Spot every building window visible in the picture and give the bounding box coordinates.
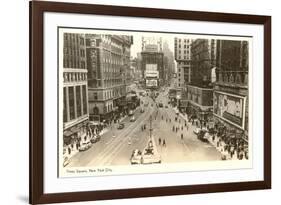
[80,37,84,45]
[63,87,67,122]
[68,87,75,120]
[80,49,85,57]
[81,61,85,69]
[76,86,82,117]
[94,92,98,100]
[82,85,87,115]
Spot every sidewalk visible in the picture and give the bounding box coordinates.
[65,115,129,165]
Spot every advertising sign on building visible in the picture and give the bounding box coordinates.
[213,91,246,130]
[145,70,159,78]
[146,79,158,87]
[144,44,158,52]
[145,64,157,71]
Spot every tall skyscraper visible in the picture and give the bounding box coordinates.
[63,33,89,147]
[86,34,133,122]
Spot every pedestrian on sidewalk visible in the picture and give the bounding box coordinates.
[162,139,166,147]
[158,137,162,145]
[181,126,183,130]
[181,133,183,140]
[172,125,175,132]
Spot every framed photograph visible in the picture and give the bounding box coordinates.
[30,1,271,204]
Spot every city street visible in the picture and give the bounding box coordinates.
[68,88,221,167]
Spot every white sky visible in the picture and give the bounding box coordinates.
[130,34,175,58]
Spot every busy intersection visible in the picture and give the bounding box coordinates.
[67,86,221,167]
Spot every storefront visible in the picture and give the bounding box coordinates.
[63,120,88,155]
[187,101,213,124]
[179,99,189,113]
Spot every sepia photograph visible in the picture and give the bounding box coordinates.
[29,2,271,203]
[59,28,251,177]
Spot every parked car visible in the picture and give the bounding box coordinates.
[117,122,125,129]
[158,102,163,108]
[140,108,145,113]
[141,147,161,164]
[193,127,201,135]
[130,116,136,122]
[197,130,209,143]
[90,134,101,143]
[130,149,142,164]
[79,141,92,151]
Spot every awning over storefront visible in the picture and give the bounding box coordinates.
[188,100,212,112]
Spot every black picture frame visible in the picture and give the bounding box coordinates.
[30,1,271,204]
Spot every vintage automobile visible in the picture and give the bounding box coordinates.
[130,149,142,164]
[140,108,145,113]
[197,130,209,143]
[79,141,92,151]
[90,134,101,144]
[193,127,201,135]
[141,147,161,164]
[130,116,136,122]
[117,122,125,129]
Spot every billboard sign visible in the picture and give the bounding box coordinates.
[144,44,158,52]
[145,64,157,71]
[146,79,158,87]
[145,70,159,78]
[213,91,246,130]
